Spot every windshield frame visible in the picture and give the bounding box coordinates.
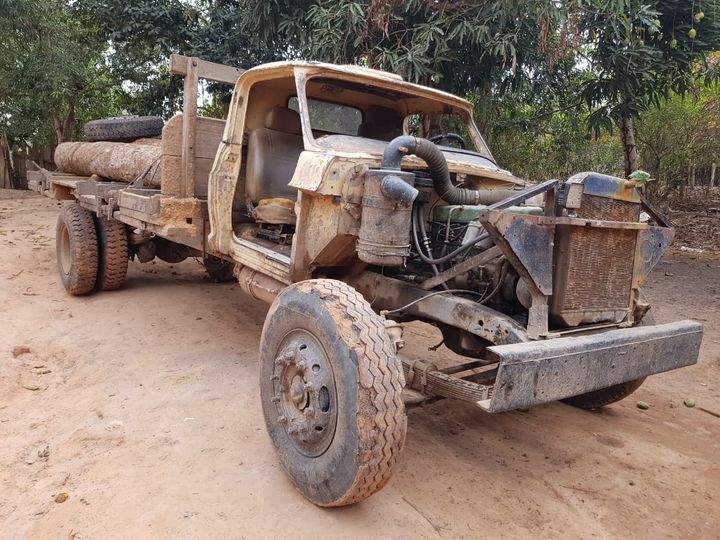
[292,68,495,162]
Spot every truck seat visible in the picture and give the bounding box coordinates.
[245,107,304,204]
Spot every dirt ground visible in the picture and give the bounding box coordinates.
[1,189,719,540]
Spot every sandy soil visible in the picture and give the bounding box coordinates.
[1,189,719,539]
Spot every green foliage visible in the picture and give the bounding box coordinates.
[635,85,720,196]
[481,95,624,181]
[0,0,120,145]
[241,0,570,93]
[575,0,720,136]
[73,0,206,117]
[3,0,720,196]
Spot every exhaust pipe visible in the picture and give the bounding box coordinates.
[234,265,285,304]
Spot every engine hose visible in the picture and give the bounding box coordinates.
[411,204,490,265]
[382,136,481,205]
[477,259,507,305]
[411,207,449,289]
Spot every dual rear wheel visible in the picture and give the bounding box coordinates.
[56,203,129,295]
[56,203,235,290]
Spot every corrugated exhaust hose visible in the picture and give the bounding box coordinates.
[381,136,482,205]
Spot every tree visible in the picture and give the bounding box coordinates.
[240,0,570,94]
[574,0,720,176]
[636,85,720,197]
[0,0,117,146]
[72,0,207,118]
[73,0,283,117]
[479,74,623,181]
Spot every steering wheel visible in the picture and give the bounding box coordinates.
[429,132,466,149]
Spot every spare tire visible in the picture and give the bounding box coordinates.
[84,116,163,142]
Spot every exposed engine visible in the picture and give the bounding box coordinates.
[359,135,664,338]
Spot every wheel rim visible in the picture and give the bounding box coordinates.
[59,223,72,275]
[272,330,338,457]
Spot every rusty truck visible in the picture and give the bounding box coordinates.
[29,55,703,507]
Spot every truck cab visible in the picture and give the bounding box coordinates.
[206,60,523,284]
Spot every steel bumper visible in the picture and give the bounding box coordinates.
[478,320,703,412]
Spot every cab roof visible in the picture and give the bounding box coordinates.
[242,60,473,112]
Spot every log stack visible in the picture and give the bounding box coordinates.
[54,139,162,188]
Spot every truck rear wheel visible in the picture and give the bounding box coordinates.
[94,216,129,291]
[56,203,98,295]
[259,279,407,506]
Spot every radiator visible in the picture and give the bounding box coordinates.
[550,194,641,327]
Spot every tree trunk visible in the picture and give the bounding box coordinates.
[420,112,443,139]
[619,115,639,177]
[689,162,696,189]
[54,140,162,187]
[61,101,76,143]
[51,113,64,145]
[711,162,716,188]
[50,102,76,144]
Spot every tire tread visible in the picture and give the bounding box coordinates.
[84,116,163,142]
[293,279,407,506]
[56,204,98,295]
[562,378,646,409]
[95,216,129,291]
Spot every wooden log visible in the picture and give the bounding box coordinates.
[54,140,162,187]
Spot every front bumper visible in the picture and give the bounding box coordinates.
[479,320,703,412]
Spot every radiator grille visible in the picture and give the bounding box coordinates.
[559,227,636,311]
[551,194,640,326]
[576,194,641,221]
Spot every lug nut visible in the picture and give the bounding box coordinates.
[275,349,297,365]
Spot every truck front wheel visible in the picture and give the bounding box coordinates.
[259,279,407,506]
[56,203,98,295]
[561,378,646,410]
[562,314,653,409]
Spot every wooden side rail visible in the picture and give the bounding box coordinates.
[168,54,246,198]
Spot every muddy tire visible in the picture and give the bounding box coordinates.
[259,279,407,506]
[562,314,654,410]
[84,116,163,142]
[56,203,98,295]
[204,256,235,282]
[94,216,129,291]
[561,378,646,410]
